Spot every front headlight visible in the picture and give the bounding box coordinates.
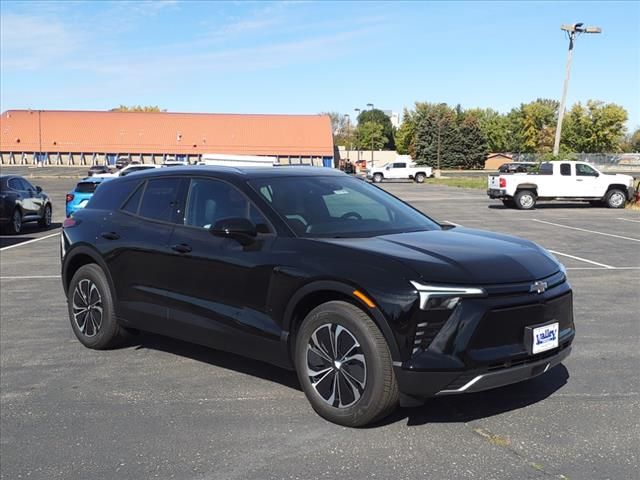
[410,281,487,310]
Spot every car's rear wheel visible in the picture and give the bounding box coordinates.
[6,208,22,234]
[372,173,383,183]
[294,301,399,427]
[38,204,52,228]
[68,264,125,349]
[604,189,626,209]
[514,190,536,210]
[414,173,426,183]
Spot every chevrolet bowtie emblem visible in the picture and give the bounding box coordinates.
[530,280,548,294]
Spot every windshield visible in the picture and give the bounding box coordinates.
[249,175,441,238]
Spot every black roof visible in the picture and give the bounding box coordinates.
[134,165,345,180]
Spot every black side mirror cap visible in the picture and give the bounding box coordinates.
[36,186,43,193]
[210,217,257,245]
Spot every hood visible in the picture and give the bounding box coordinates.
[319,227,560,285]
[608,173,634,186]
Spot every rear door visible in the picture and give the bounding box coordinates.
[97,176,184,333]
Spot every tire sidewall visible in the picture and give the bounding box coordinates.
[10,209,22,234]
[606,189,626,209]
[373,174,382,183]
[415,173,425,183]
[68,264,118,349]
[515,190,536,210]
[294,302,390,426]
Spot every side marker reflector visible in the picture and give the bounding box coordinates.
[353,290,376,308]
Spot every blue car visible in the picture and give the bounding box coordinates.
[65,177,112,217]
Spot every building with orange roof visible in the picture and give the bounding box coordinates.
[0,110,335,167]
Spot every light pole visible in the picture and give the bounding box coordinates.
[354,108,361,165]
[344,113,350,168]
[552,23,601,156]
[367,103,374,167]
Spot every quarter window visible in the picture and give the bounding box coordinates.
[121,183,144,214]
[7,178,22,190]
[138,178,180,222]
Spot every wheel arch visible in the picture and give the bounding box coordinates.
[63,245,116,301]
[514,183,538,194]
[283,280,401,363]
[605,184,631,199]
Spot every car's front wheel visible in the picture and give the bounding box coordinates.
[414,173,426,183]
[294,301,399,427]
[372,173,383,183]
[604,189,626,209]
[68,264,125,349]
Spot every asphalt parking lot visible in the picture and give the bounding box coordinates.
[1,174,639,480]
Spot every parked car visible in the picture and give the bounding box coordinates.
[61,167,574,426]
[497,162,537,173]
[488,161,636,209]
[366,160,433,183]
[93,163,159,179]
[66,177,113,218]
[87,165,112,177]
[0,175,52,234]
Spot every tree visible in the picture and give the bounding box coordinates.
[465,108,510,153]
[356,121,387,151]
[320,111,355,148]
[414,109,463,169]
[621,128,640,153]
[395,108,417,156]
[519,99,559,153]
[357,109,395,150]
[110,105,166,112]
[562,100,628,153]
[457,116,489,169]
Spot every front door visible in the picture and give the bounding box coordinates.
[573,163,600,197]
[164,177,282,357]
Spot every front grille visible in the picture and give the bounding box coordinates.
[469,292,573,350]
[486,341,571,371]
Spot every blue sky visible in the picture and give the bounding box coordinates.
[1,0,638,128]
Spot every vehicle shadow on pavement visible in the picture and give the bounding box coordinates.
[373,365,570,428]
[488,204,594,210]
[131,333,302,391]
[0,223,61,248]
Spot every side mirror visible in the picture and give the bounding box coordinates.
[210,217,257,245]
[35,186,42,193]
[385,166,391,170]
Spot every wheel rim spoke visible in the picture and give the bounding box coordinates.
[306,322,367,409]
[72,279,102,338]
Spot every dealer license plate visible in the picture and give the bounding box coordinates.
[532,322,559,354]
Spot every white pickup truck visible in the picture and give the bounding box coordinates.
[366,161,433,183]
[488,161,635,209]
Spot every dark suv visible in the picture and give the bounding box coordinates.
[61,167,574,426]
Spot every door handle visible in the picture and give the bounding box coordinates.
[100,231,120,240]
[171,243,192,253]
[576,179,584,182]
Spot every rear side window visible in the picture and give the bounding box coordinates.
[88,179,140,211]
[75,182,99,193]
[539,163,553,175]
[560,163,571,176]
[7,178,22,190]
[138,178,180,222]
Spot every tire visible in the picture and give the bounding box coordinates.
[6,208,22,234]
[372,173,383,183]
[514,190,536,210]
[294,301,399,427]
[414,173,426,183]
[38,204,52,228]
[502,199,516,208]
[604,189,626,209]
[67,264,125,349]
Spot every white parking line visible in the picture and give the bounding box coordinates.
[548,249,614,269]
[617,217,640,224]
[0,231,60,251]
[566,267,640,271]
[0,275,61,280]
[532,219,640,243]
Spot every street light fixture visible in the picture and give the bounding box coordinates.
[552,22,602,156]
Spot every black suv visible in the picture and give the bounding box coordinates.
[0,175,53,234]
[61,167,574,426]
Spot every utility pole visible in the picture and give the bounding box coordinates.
[367,103,374,168]
[345,113,350,168]
[354,108,361,165]
[553,23,601,156]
